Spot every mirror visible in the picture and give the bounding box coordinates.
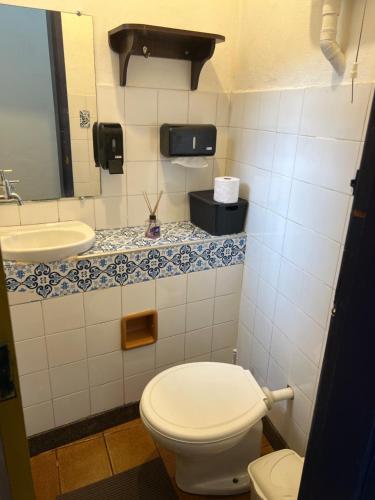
[0,5,100,201]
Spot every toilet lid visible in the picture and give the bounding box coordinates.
[248,449,304,500]
[140,362,268,443]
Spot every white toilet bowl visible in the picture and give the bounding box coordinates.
[140,362,293,496]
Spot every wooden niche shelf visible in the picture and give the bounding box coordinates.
[108,24,225,90]
[121,310,158,350]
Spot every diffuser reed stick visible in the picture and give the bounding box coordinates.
[144,191,163,239]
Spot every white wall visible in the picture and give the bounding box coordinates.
[234,0,375,91]
[0,0,233,229]
[229,0,375,455]
[11,265,242,436]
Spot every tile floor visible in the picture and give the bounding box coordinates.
[31,418,274,499]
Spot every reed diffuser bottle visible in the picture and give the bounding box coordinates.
[144,191,163,239]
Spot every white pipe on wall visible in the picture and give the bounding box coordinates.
[320,0,346,75]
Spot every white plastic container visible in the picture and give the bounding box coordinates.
[248,449,304,500]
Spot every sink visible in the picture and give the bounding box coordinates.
[0,221,95,262]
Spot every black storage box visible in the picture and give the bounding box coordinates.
[189,190,248,236]
[160,124,216,157]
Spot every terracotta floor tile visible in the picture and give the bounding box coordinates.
[58,432,103,449]
[105,419,158,473]
[31,450,60,500]
[57,436,112,493]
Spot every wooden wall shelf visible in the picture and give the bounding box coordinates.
[121,310,158,350]
[108,24,225,90]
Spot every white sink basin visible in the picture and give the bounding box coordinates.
[0,221,95,263]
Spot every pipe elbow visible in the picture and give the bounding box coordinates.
[320,38,346,75]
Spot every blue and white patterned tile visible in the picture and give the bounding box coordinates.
[4,223,246,299]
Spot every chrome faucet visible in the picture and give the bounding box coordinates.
[0,170,23,205]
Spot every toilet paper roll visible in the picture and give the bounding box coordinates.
[214,176,240,203]
[171,157,208,168]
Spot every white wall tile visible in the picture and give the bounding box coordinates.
[214,293,240,324]
[15,337,48,376]
[58,198,95,228]
[90,379,124,414]
[290,347,318,401]
[100,170,126,197]
[20,370,51,408]
[216,93,230,126]
[88,350,123,386]
[94,197,126,230]
[187,268,216,302]
[185,326,213,358]
[288,180,349,242]
[294,137,359,194]
[124,370,155,404]
[186,298,214,331]
[243,92,260,129]
[156,334,185,367]
[126,126,158,161]
[253,308,273,350]
[260,245,281,288]
[157,193,187,223]
[96,84,124,122]
[122,280,155,315]
[263,210,286,253]
[258,91,280,131]
[212,321,237,350]
[186,162,214,192]
[127,161,157,195]
[239,294,256,332]
[43,294,84,334]
[211,347,233,364]
[250,336,269,382]
[257,279,276,320]
[216,127,229,158]
[277,89,304,134]
[229,93,245,128]
[237,323,252,369]
[124,344,155,377]
[290,386,312,434]
[158,161,186,192]
[188,92,217,124]
[53,390,90,427]
[253,131,276,170]
[267,174,292,217]
[46,328,86,368]
[300,84,371,141]
[270,327,292,374]
[19,201,58,225]
[158,90,188,124]
[50,360,89,398]
[10,302,44,341]
[23,401,54,436]
[125,87,157,125]
[84,287,121,326]
[158,304,186,339]
[0,205,20,226]
[127,194,156,226]
[272,133,298,177]
[283,221,341,286]
[86,320,121,357]
[156,274,187,309]
[215,264,243,296]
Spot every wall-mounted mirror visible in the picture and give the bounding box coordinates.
[0,5,100,201]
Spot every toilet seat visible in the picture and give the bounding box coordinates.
[140,362,268,444]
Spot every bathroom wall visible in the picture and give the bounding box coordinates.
[10,264,242,435]
[230,0,375,455]
[234,0,375,90]
[0,0,236,228]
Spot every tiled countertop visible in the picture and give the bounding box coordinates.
[83,222,232,257]
[4,222,246,299]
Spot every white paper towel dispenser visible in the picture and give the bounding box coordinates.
[160,124,216,157]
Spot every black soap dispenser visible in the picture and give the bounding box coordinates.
[93,122,124,174]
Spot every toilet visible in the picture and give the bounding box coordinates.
[140,362,294,496]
